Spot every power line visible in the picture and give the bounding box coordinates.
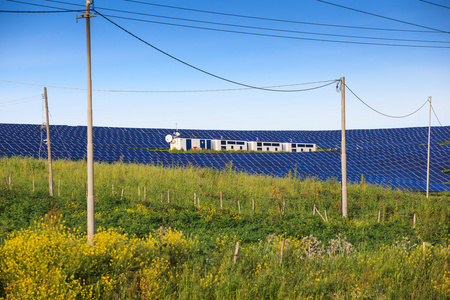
[9,0,450,47]
[102,13,450,48]
[0,79,339,93]
[95,10,339,92]
[123,0,440,33]
[316,0,450,34]
[49,112,72,158]
[0,9,83,13]
[420,0,450,10]
[344,83,429,118]
[42,1,450,44]
[0,95,41,106]
[43,0,450,45]
[1,79,86,91]
[5,0,81,11]
[102,13,450,45]
[430,104,444,126]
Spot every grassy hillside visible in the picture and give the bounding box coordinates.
[0,156,449,299]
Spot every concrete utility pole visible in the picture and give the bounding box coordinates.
[44,87,53,196]
[426,96,431,198]
[341,77,348,217]
[78,0,95,244]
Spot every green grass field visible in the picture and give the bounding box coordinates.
[0,156,449,299]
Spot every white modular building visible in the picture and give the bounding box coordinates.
[212,139,248,151]
[166,134,316,152]
[167,137,212,150]
[248,141,283,152]
[282,142,317,152]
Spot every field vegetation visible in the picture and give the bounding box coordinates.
[0,156,449,299]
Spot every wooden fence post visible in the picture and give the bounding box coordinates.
[32,174,35,192]
[313,204,316,215]
[314,206,327,222]
[9,173,11,186]
[233,242,240,265]
[413,213,416,228]
[138,186,141,201]
[252,198,255,211]
[378,210,381,223]
[325,209,328,222]
[121,188,124,200]
[144,186,147,202]
[112,183,114,195]
[194,192,197,206]
[220,191,223,210]
[280,239,285,265]
[282,201,286,214]
[238,200,241,214]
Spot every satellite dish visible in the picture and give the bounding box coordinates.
[174,131,181,137]
[165,134,173,143]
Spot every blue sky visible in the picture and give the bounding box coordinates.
[1,0,449,130]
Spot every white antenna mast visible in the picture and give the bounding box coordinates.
[174,123,180,137]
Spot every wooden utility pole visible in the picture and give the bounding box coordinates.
[341,77,348,217]
[44,87,53,196]
[77,0,95,244]
[426,96,431,198]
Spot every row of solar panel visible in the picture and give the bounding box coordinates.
[1,124,449,191]
[2,124,448,146]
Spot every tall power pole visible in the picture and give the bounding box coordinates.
[341,77,348,217]
[426,96,431,198]
[44,87,53,196]
[78,0,95,243]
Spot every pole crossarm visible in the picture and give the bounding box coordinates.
[76,12,94,19]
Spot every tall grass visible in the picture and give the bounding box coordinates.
[0,156,449,299]
[1,156,447,223]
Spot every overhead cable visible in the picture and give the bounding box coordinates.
[103,14,450,46]
[49,112,72,158]
[1,79,87,91]
[344,83,429,118]
[431,104,444,127]
[316,0,450,34]
[123,0,439,33]
[42,1,450,44]
[0,79,339,93]
[5,0,79,11]
[10,0,450,47]
[0,95,41,106]
[419,0,450,10]
[95,10,339,92]
[103,13,450,48]
[0,9,83,13]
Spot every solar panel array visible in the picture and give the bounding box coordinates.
[1,123,449,191]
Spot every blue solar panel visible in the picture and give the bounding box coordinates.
[0,123,449,191]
